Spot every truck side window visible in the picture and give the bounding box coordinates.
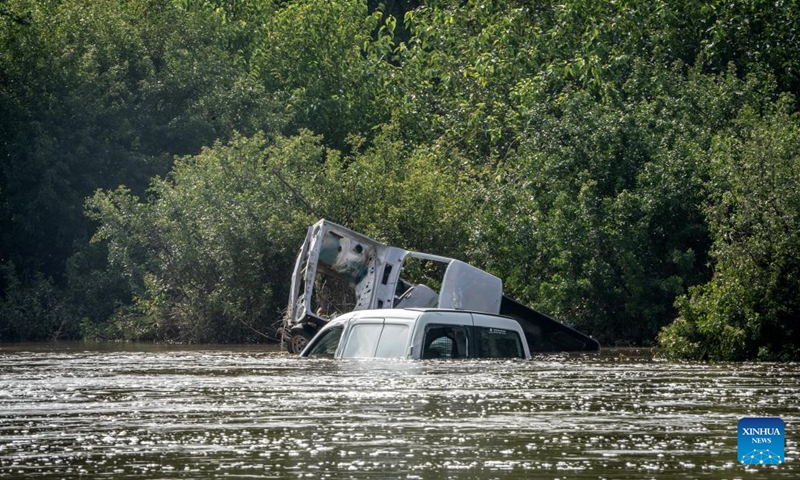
[306,327,343,357]
[374,324,410,358]
[422,325,468,359]
[342,324,384,358]
[474,327,523,358]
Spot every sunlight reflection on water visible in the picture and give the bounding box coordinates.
[0,343,798,478]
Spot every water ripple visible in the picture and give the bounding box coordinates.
[0,344,797,478]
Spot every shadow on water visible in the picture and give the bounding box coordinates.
[0,343,797,478]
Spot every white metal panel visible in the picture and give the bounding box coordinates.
[439,260,502,314]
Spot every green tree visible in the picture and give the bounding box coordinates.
[467,64,782,345]
[85,133,322,342]
[253,0,394,151]
[4,0,800,350]
[1,0,287,339]
[659,97,800,360]
[0,0,287,278]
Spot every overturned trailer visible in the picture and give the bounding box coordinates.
[283,219,600,355]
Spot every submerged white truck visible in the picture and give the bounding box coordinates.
[283,219,599,355]
[300,308,532,359]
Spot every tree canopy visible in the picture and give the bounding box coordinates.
[2,0,799,359]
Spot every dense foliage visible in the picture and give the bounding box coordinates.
[658,98,800,360]
[2,0,799,358]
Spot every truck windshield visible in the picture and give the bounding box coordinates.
[342,323,410,359]
[306,327,343,357]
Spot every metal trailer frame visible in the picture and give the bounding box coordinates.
[284,219,599,354]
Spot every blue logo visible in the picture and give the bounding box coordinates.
[738,417,784,465]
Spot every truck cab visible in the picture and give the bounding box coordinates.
[300,308,531,360]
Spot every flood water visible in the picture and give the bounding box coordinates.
[0,343,797,479]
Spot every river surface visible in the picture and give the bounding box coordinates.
[0,343,797,479]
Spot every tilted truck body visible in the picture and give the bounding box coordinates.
[283,219,599,354]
